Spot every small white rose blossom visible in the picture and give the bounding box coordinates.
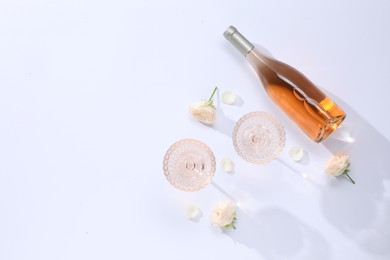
[325,151,355,184]
[189,101,216,124]
[189,87,217,125]
[289,146,304,162]
[186,203,201,220]
[326,152,349,176]
[211,200,237,229]
[220,157,234,173]
[221,91,236,105]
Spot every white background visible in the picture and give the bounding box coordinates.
[1,0,390,259]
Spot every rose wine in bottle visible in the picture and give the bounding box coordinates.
[223,26,346,142]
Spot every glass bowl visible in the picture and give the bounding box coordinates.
[232,111,286,164]
[163,139,216,191]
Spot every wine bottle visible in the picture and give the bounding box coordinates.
[223,26,346,143]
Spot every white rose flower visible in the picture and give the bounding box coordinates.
[211,200,237,229]
[221,91,236,105]
[189,101,216,124]
[325,151,355,184]
[189,87,217,125]
[220,157,234,173]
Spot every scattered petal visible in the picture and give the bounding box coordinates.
[186,203,201,220]
[289,146,304,162]
[220,157,234,173]
[222,91,236,105]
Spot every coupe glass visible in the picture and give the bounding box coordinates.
[232,111,286,164]
[163,139,216,192]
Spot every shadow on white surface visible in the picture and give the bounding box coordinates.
[211,181,237,201]
[296,150,310,166]
[321,95,390,255]
[226,207,329,260]
[232,95,245,107]
[276,158,310,179]
[209,107,236,138]
[210,182,328,259]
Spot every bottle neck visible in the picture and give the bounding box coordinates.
[223,26,254,57]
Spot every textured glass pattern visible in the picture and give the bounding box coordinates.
[163,139,216,192]
[233,112,286,164]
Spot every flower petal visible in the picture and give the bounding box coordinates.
[222,91,236,105]
[289,146,304,162]
[186,203,201,220]
[220,157,234,173]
